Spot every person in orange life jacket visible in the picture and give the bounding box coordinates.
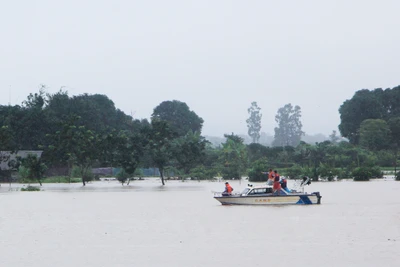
[267,168,275,185]
[222,182,233,195]
[273,170,281,194]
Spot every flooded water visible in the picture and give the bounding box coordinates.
[1,179,399,267]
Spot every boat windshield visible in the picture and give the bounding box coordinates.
[241,188,251,195]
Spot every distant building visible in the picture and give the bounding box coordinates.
[0,150,43,171]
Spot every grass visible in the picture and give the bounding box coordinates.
[42,176,82,183]
[21,185,41,191]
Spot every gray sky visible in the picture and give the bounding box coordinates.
[1,0,399,137]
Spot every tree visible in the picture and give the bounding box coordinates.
[272,103,304,147]
[19,154,47,186]
[359,119,391,151]
[339,86,400,144]
[113,122,149,185]
[387,117,400,173]
[148,119,177,185]
[152,100,204,136]
[172,131,208,176]
[246,102,262,143]
[72,127,100,186]
[47,118,99,186]
[219,133,248,180]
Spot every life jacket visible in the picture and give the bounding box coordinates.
[274,173,280,182]
[273,181,281,191]
[226,184,233,193]
[280,178,287,188]
[268,171,275,180]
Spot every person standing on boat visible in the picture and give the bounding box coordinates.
[273,170,281,194]
[267,169,275,185]
[222,182,233,196]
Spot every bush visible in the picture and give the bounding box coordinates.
[71,166,81,178]
[248,158,269,182]
[352,167,372,181]
[318,163,339,181]
[116,169,130,184]
[21,185,41,191]
[395,172,400,181]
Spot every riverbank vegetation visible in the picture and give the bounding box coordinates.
[1,85,400,185]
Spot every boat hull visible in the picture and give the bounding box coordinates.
[214,193,321,205]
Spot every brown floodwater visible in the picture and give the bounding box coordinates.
[0,179,399,267]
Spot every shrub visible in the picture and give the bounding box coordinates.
[318,163,339,181]
[116,169,130,184]
[248,158,269,182]
[352,167,372,181]
[21,185,41,191]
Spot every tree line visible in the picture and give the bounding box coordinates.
[1,85,400,185]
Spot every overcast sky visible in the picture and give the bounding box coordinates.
[1,0,399,137]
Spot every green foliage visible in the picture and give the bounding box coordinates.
[172,131,208,175]
[21,185,41,191]
[339,86,400,144]
[152,100,204,136]
[286,164,303,179]
[317,163,338,181]
[248,158,269,182]
[148,119,177,185]
[273,103,304,147]
[246,102,262,143]
[42,176,81,183]
[17,166,29,181]
[220,134,248,179]
[116,169,130,184]
[70,166,81,178]
[19,154,47,186]
[189,165,218,180]
[359,119,391,151]
[352,167,374,181]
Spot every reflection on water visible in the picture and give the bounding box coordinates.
[1,179,399,267]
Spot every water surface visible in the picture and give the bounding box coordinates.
[1,179,399,267]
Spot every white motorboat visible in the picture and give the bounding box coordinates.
[213,177,322,205]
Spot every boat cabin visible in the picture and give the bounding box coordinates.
[241,186,274,196]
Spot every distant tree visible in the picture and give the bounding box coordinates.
[272,104,304,147]
[152,100,204,136]
[246,102,262,143]
[0,125,13,151]
[172,131,208,176]
[359,119,391,151]
[219,133,248,180]
[329,130,341,144]
[387,117,400,173]
[148,119,177,185]
[19,154,47,186]
[339,86,400,144]
[113,126,149,185]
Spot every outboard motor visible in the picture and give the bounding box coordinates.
[301,176,311,186]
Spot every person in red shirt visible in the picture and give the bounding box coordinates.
[273,170,281,194]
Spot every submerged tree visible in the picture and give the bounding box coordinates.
[19,154,47,186]
[272,104,304,147]
[246,101,262,143]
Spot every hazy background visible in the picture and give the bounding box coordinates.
[1,0,399,137]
